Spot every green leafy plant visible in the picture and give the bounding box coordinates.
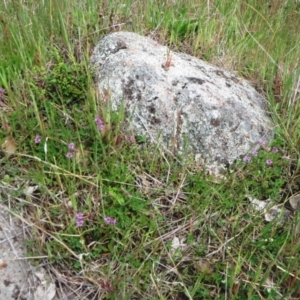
[235,139,289,200]
[29,50,88,107]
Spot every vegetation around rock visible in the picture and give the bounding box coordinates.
[0,1,300,299]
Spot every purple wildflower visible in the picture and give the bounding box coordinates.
[75,213,84,227]
[66,152,73,158]
[243,156,251,162]
[76,213,84,219]
[259,139,265,145]
[68,142,76,151]
[95,117,104,131]
[272,147,278,153]
[252,150,258,156]
[104,217,117,226]
[266,159,273,165]
[76,220,84,227]
[66,143,77,158]
[34,135,41,144]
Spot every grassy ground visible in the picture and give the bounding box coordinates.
[1,0,300,299]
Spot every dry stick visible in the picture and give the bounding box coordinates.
[291,76,300,107]
[13,152,170,197]
[150,273,166,300]
[171,173,187,206]
[154,218,193,300]
[15,152,162,192]
[0,228,30,244]
[242,23,282,72]
[149,216,199,246]
[2,227,23,258]
[206,235,239,258]
[3,256,48,261]
[49,265,92,299]
[206,224,248,258]
[276,265,300,281]
[0,203,80,260]
[240,278,283,297]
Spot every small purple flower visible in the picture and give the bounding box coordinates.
[66,143,77,158]
[76,220,84,227]
[272,147,278,153]
[76,213,84,219]
[75,213,84,227]
[243,156,251,162]
[104,217,117,226]
[94,117,102,124]
[266,159,273,165]
[98,124,104,131]
[95,117,104,131]
[68,142,76,151]
[66,152,73,158]
[252,150,258,156]
[259,139,265,145]
[34,135,41,144]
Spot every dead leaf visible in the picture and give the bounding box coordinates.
[273,60,284,103]
[34,268,56,300]
[0,260,8,270]
[231,281,240,295]
[24,185,39,196]
[34,283,56,300]
[287,272,297,289]
[171,236,186,253]
[137,174,150,194]
[1,136,17,156]
[195,259,214,274]
[264,277,281,296]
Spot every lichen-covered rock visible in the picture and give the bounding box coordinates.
[90,31,273,173]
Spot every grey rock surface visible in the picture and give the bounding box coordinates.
[0,205,36,300]
[90,31,274,173]
[0,203,59,300]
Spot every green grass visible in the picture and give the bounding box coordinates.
[1,0,300,299]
